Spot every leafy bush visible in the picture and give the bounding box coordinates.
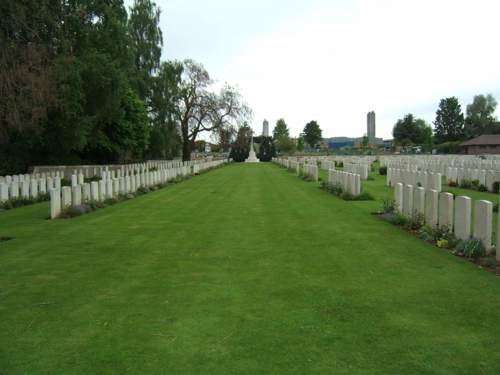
[418,226,434,242]
[493,182,500,194]
[387,213,408,226]
[460,179,472,189]
[404,213,425,231]
[382,198,395,213]
[379,166,387,175]
[481,258,496,267]
[448,181,458,187]
[257,136,276,162]
[336,161,343,168]
[478,184,488,192]
[453,238,486,260]
[59,205,92,219]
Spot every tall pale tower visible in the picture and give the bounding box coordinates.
[262,119,269,137]
[367,111,376,140]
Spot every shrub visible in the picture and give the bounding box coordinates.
[482,258,496,267]
[404,213,424,231]
[59,205,91,219]
[478,184,488,192]
[460,179,472,189]
[418,226,434,242]
[382,198,395,213]
[493,182,500,194]
[387,213,408,226]
[471,179,480,189]
[454,238,486,260]
[437,239,449,248]
[379,166,387,175]
[337,161,344,168]
[448,181,458,187]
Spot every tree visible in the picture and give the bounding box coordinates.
[275,135,296,154]
[176,59,251,161]
[393,114,432,146]
[257,136,275,161]
[464,94,498,138]
[128,0,163,105]
[433,97,465,144]
[303,120,322,148]
[297,134,305,151]
[229,123,252,162]
[273,118,289,139]
[149,61,183,159]
[361,135,369,148]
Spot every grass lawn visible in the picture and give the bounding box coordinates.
[1,163,500,374]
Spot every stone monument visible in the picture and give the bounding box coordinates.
[245,137,260,163]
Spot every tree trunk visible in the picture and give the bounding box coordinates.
[182,138,191,161]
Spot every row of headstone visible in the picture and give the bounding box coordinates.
[445,167,500,191]
[0,177,62,203]
[380,155,500,176]
[394,182,497,254]
[302,163,319,182]
[387,168,442,192]
[30,157,221,179]
[344,163,369,180]
[49,159,228,219]
[328,169,361,196]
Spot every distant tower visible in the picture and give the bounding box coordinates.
[262,119,269,137]
[367,111,376,140]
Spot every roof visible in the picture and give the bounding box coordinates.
[461,134,500,146]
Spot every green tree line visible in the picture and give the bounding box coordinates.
[0,0,250,175]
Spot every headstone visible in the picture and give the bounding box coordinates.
[82,183,91,203]
[61,186,72,208]
[403,185,414,218]
[395,183,403,213]
[91,181,99,201]
[71,185,82,207]
[454,196,471,240]
[474,200,493,253]
[413,187,425,217]
[0,183,8,202]
[438,192,454,231]
[49,188,61,219]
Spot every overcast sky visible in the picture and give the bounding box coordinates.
[131,0,500,139]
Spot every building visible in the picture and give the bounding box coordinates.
[262,119,269,137]
[460,134,500,154]
[367,111,376,140]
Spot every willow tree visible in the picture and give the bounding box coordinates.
[177,59,251,161]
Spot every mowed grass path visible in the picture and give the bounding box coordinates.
[1,163,500,374]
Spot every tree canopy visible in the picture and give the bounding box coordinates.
[433,97,464,144]
[273,119,289,139]
[0,0,251,174]
[393,114,432,147]
[464,94,498,138]
[303,121,322,148]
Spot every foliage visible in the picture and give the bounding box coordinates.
[404,213,425,231]
[229,124,252,162]
[464,94,498,138]
[297,134,305,151]
[176,60,251,161]
[393,114,432,147]
[275,135,296,154]
[273,119,289,139]
[381,198,395,213]
[379,166,387,175]
[454,238,486,260]
[0,194,50,211]
[434,141,462,154]
[493,182,500,194]
[303,121,322,148]
[433,97,465,143]
[257,136,275,162]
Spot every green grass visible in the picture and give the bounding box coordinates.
[1,163,500,374]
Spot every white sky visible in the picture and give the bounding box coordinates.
[131,0,500,139]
